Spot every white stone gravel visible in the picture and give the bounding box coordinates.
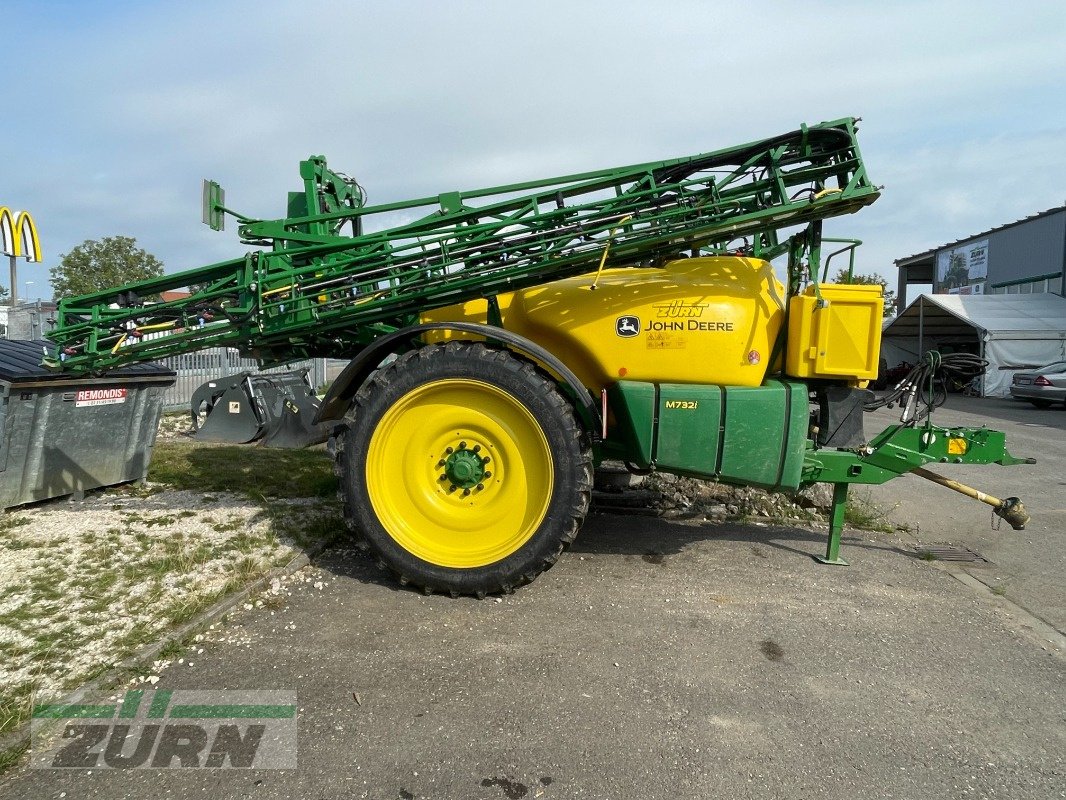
[0,484,334,712]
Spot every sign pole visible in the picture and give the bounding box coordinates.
[8,253,16,306]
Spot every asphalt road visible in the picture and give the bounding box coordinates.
[863,394,1066,632]
[5,510,1064,797]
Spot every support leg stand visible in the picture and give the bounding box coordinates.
[815,482,849,565]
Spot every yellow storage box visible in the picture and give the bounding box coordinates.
[785,283,883,380]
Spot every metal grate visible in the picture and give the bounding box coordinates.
[916,545,989,563]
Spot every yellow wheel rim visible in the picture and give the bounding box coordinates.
[365,379,554,568]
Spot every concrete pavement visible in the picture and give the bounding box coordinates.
[863,394,1066,633]
[4,510,1063,799]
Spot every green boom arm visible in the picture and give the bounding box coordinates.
[46,117,878,372]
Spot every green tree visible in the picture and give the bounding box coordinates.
[832,268,897,317]
[49,236,164,299]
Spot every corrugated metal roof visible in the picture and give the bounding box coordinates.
[894,205,1066,266]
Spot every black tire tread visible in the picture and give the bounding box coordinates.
[330,342,592,596]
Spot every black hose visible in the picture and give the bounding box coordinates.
[866,351,988,423]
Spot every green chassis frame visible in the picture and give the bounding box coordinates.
[802,423,1030,564]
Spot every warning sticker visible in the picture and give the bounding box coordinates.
[645,332,686,350]
[75,388,128,407]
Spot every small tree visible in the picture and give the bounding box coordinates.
[50,236,164,299]
[832,268,897,317]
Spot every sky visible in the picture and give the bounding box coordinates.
[3,0,1065,304]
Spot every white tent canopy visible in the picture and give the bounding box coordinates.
[881,294,1066,397]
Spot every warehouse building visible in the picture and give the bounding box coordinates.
[885,206,1066,397]
[894,205,1065,307]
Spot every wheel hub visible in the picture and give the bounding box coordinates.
[439,441,492,493]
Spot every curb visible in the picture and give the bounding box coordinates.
[945,568,1066,655]
[0,537,330,768]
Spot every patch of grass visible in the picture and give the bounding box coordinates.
[232,555,267,580]
[157,638,185,660]
[0,739,29,775]
[25,578,64,604]
[991,584,1008,596]
[1,601,36,626]
[844,493,894,533]
[0,678,48,737]
[149,440,337,499]
[267,503,346,551]
[0,515,31,534]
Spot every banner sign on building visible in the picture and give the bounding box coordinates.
[936,239,988,294]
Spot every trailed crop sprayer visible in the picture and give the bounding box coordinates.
[46,117,1032,595]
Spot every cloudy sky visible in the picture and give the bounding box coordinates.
[4,1,1064,302]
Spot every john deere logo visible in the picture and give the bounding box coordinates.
[615,316,640,337]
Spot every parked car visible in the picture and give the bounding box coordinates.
[1009,361,1066,408]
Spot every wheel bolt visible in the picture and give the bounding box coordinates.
[459,441,467,450]
[482,456,491,464]
[439,475,448,482]
[448,484,457,493]
[436,459,446,467]
[462,488,471,497]
[483,471,492,479]
[472,444,481,453]
[446,447,454,454]
[476,483,484,491]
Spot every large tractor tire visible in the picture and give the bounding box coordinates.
[333,342,593,596]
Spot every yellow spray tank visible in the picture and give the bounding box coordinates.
[423,256,789,393]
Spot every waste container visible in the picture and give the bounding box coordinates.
[0,340,176,510]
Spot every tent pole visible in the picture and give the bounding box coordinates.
[918,295,924,358]
[979,335,986,397]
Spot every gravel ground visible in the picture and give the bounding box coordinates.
[0,479,335,732]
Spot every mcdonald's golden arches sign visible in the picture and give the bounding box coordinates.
[0,208,42,261]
